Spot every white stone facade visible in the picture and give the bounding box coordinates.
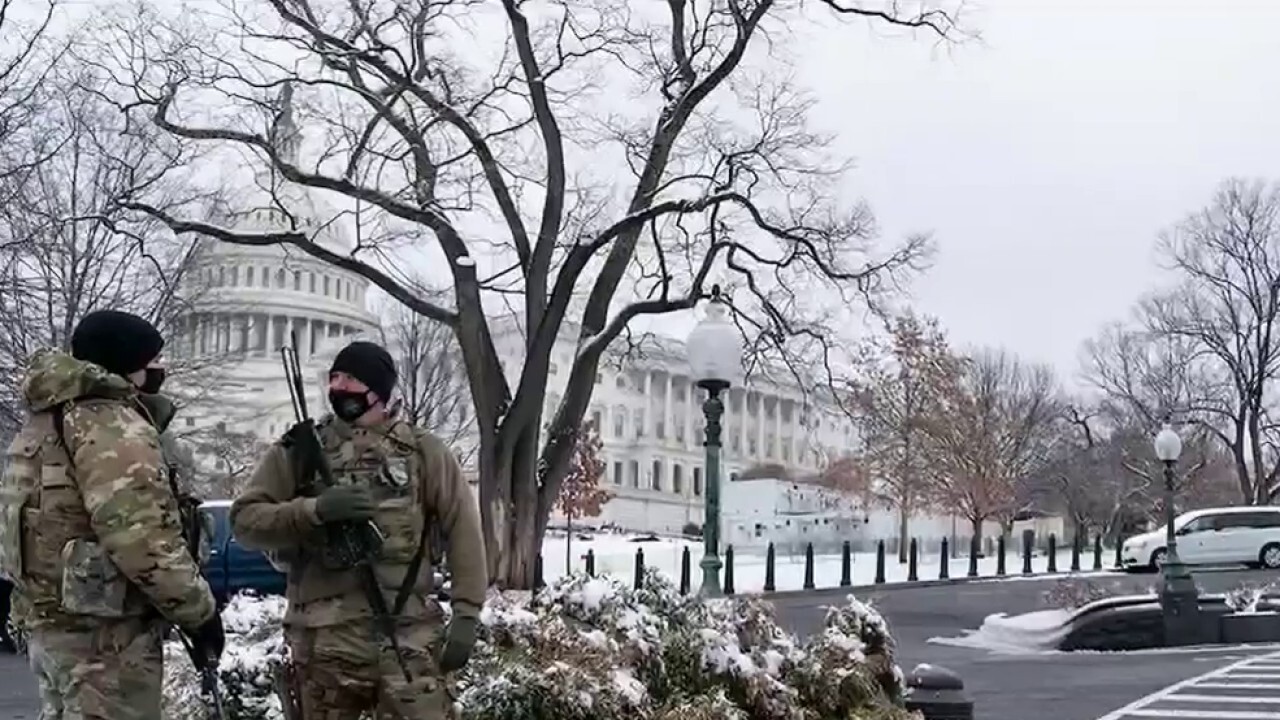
[503,320,862,536]
[168,237,381,442]
[719,476,867,556]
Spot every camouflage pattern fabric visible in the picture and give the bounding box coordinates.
[27,616,164,720]
[232,414,486,627]
[286,620,455,720]
[0,349,214,719]
[232,413,487,719]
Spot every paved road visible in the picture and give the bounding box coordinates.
[770,567,1280,720]
[0,653,34,720]
[1098,650,1280,719]
[1,567,1278,718]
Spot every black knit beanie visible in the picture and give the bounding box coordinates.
[330,341,397,402]
[71,310,165,377]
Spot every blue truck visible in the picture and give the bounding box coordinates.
[198,500,451,606]
[199,500,288,604]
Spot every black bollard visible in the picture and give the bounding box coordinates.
[1048,534,1058,573]
[997,535,1006,576]
[908,538,919,582]
[724,545,736,595]
[1071,533,1081,572]
[939,538,950,580]
[1093,534,1103,571]
[764,542,776,592]
[804,543,816,590]
[1113,535,1123,569]
[967,536,979,578]
[634,547,645,589]
[586,548,596,577]
[1022,533,1033,575]
[904,665,975,720]
[840,540,852,587]
[875,540,887,584]
[679,546,691,594]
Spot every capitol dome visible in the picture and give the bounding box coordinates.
[168,83,382,443]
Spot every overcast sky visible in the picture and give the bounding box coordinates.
[797,0,1280,390]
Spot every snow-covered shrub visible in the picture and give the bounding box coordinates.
[1040,577,1137,610]
[162,591,288,720]
[1226,581,1278,613]
[166,573,920,720]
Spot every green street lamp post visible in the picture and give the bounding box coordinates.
[687,286,742,598]
[1154,422,1201,645]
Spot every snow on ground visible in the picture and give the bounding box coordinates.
[542,531,1117,593]
[926,608,1074,654]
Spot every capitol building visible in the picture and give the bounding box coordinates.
[161,86,864,535]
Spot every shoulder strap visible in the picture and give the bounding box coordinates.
[50,402,75,470]
[48,393,124,470]
[392,426,437,617]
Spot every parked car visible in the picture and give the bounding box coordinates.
[199,500,288,605]
[198,500,451,605]
[1122,506,1280,572]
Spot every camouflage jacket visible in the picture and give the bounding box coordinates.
[0,350,215,631]
[230,414,487,628]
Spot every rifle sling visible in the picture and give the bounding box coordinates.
[286,428,431,619]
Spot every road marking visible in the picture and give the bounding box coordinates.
[1097,650,1280,720]
[1167,694,1280,703]
[1126,707,1280,712]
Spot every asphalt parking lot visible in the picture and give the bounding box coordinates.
[769,566,1280,720]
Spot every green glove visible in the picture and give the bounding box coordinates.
[315,486,376,523]
[438,615,478,673]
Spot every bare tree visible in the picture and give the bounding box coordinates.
[850,311,963,561]
[0,64,213,436]
[921,348,1061,545]
[380,297,476,464]
[0,0,60,189]
[99,0,965,587]
[1142,178,1280,505]
[1079,321,1236,534]
[184,423,270,498]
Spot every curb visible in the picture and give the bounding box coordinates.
[758,567,1125,600]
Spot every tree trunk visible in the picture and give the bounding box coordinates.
[897,505,910,563]
[969,516,983,556]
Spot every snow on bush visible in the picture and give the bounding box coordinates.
[163,570,920,720]
[162,591,289,720]
[1225,580,1279,613]
[1040,577,1152,610]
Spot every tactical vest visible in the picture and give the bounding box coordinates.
[0,400,166,620]
[282,419,437,608]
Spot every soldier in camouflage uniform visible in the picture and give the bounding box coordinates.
[231,340,487,720]
[0,310,225,720]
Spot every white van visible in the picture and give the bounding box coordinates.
[1122,506,1280,572]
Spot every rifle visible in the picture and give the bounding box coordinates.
[179,631,226,720]
[169,447,225,720]
[279,333,413,682]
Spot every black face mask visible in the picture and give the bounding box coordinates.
[329,390,371,422]
[140,367,166,395]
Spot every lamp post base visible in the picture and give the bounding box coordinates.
[1159,557,1201,646]
[699,554,723,598]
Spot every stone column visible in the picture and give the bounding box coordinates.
[755,392,765,460]
[663,373,673,443]
[643,370,652,438]
[684,379,694,451]
[774,396,783,461]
